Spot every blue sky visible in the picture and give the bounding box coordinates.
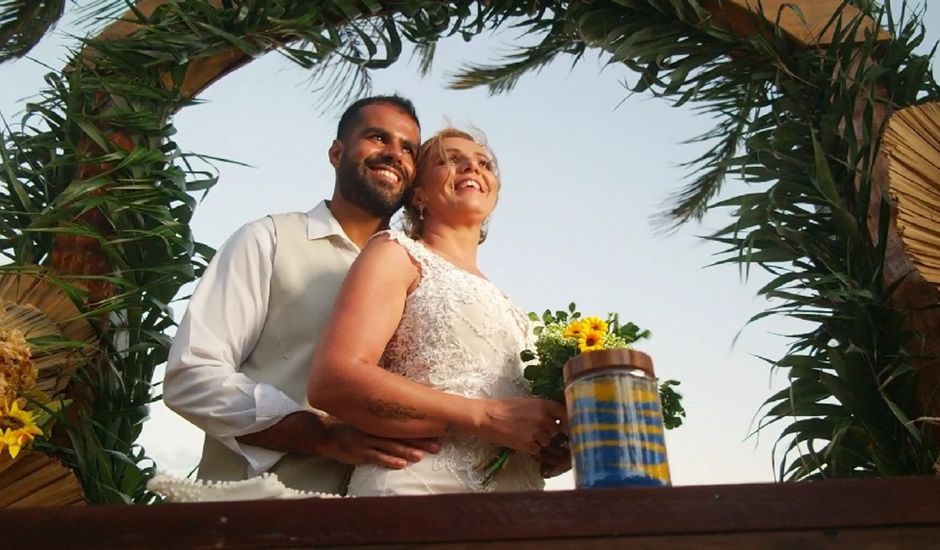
[2,2,937,489]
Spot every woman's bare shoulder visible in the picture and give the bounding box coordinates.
[355,232,419,275]
[362,231,408,257]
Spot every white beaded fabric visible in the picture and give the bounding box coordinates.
[147,472,343,502]
[346,231,544,495]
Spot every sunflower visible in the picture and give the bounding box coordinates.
[581,316,609,335]
[563,320,586,339]
[578,330,606,352]
[0,399,43,459]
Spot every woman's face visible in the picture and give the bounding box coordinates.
[414,136,500,227]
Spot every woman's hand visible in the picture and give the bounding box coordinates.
[537,436,572,478]
[474,397,568,455]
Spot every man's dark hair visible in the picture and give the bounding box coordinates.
[336,95,420,140]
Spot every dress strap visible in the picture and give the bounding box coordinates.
[381,230,441,272]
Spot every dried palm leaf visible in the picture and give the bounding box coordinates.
[0,302,71,396]
[882,102,940,290]
[0,451,85,507]
[0,271,95,343]
[0,271,96,397]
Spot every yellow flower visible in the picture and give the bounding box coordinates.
[0,399,43,459]
[582,316,609,335]
[578,330,606,352]
[563,320,586,339]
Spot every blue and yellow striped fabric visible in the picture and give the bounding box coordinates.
[565,372,671,488]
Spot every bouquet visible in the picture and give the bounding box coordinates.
[0,329,62,460]
[479,303,685,485]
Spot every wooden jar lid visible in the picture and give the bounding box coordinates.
[563,348,655,384]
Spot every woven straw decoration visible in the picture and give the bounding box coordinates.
[0,272,96,397]
[0,452,85,507]
[0,272,95,506]
[882,102,940,288]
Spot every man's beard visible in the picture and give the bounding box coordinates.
[336,155,407,218]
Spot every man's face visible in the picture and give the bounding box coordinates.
[330,103,420,218]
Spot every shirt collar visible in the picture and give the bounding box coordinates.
[306,200,359,251]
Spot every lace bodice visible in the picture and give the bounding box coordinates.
[380,231,532,398]
[347,231,544,495]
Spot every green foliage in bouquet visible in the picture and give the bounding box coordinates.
[522,303,686,429]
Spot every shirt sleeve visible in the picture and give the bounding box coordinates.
[163,217,305,476]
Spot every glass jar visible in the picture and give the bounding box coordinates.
[564,349,671,488]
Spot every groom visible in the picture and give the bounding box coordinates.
[164,95,438,493]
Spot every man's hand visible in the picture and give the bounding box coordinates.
[236,411,439,469]
[317,415,440,469]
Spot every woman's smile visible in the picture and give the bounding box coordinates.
[454,177,485,194]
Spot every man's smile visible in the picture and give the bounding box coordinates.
[368,162,403,185]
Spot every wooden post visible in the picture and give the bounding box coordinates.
[703,0,891,45]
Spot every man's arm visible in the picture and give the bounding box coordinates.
[164,218,303,474]
[237,411,439,469]
[164,218,435,474]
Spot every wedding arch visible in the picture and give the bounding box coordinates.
[0,0,938,504]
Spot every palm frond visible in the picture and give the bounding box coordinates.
[0,0,66,63]
[411,41,436,77]
[71,0,133,29]
[446,4,582,94]
[654,79,767,232]
[449,40,583,94]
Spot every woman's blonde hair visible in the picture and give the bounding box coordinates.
[402,127,499,243]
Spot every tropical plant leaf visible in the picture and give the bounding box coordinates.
[0,0,66,63]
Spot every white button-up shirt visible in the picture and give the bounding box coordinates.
[164,201,360,474]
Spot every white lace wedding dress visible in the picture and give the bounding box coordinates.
[346,231,544,496]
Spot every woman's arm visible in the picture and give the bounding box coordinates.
[308,236,565,455]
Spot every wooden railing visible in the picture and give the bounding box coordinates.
[4,476,939,548]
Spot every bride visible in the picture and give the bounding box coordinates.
[307,128,568,496]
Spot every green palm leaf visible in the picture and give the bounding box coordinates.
[0,0,133,63]
[0,0,66,63]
